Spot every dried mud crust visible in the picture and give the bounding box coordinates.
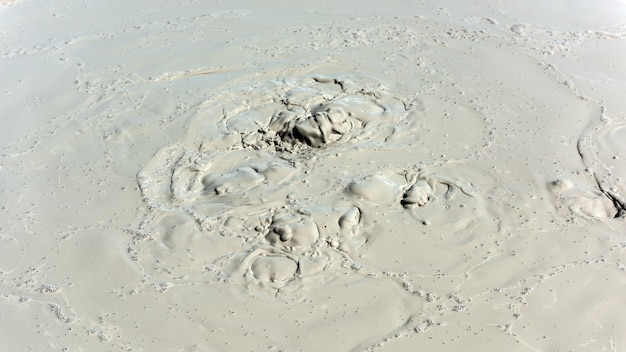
[136,74,485,293]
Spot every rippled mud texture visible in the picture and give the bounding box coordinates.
[133,50,626,350]
[138,71,619,345]
[3,1,626,351]
[402,178,435,209]
[271,100,357,148]
[228,76,414,153]
[137,76,447,293]
[135,75,491,350]
[549,178,620,218]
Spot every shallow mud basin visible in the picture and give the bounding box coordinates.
[1,0,626,351]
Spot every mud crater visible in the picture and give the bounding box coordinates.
[137,74,485,294]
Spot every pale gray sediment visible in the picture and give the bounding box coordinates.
[1,0,625,351]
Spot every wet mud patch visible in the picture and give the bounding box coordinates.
[511,262,626,351]
[548,112,626,221]
[144,275,426,351]
[230,75,415,153]
[5,2,626,351]
[549,178,620,219]
[135,74,491,306]
[403,174,486,228]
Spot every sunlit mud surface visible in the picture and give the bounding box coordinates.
[1,0,626,351]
